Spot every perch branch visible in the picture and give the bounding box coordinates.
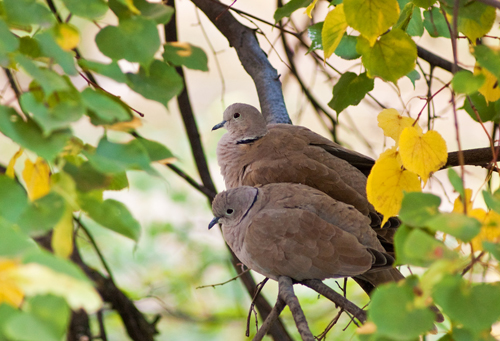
[190,0,290,124]
[300,279,367,323]
[166,164,217,199]
[279,276,315,341]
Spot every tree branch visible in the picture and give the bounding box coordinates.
[476,0,500,9]
[445,147,499,170]
[253,296,287,341]
[279,276,315,341]
[417,46,464,74]
[190,0,290,124]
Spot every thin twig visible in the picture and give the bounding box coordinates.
[246,278,269,336]
[3,68,21,99]
[96,309,108,341]
[196,269,250,289]
[252,297,287,341]
[166,164,217,200]
[462,251,486,276]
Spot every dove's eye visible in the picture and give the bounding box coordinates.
[226,208,234,215]
[233,113,240,119]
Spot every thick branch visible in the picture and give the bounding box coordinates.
[190,0,290,124]
[300,279,367,323]
[279,276,315,341]
[445,147,498,169]
[67,310,91,341]
[417,46,464,73]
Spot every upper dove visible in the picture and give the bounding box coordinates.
[213,103,386,226]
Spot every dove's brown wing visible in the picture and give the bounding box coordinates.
[240,208,383,281]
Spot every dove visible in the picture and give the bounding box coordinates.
[209,183,400,285]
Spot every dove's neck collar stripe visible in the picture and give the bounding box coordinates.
[239,189,259,224]
[236,136,262,145]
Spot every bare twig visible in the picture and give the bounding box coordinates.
[96,309,108,341]
[166,164,217,200]
[462,251,486,276]
[279,276,315,341]
[246,278,269,336]
[196,269,250,289]
[476,0,500,9]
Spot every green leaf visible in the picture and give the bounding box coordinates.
[19,37,42,59]
[307,22,323,53]
[0,175,29,225]
[78,60,127,83]
[127,60,183,108]
[133,0,174,24]
[426,213,481,242]
[0,18,19,67]
[0,224,37,257]
[81,88,131,123]
[95,16,160,67]
[448,168,465,200]
[34,29,77,75]
[423,7,450,38]
[369,280,435,340]
[407,6,424,37]
[0,304,22,340]
[62,0,108,19]
[457,1,495,42]
[80,196,140,241]
[0,106,72,161]
[483,190,500,214]
[26,295,70,339]
[4,311,61,341]
[394,224,413,265]
[403,229,457,267]
[23,250,88,281]
[274,0,313,21]
[395,3,414,32]
[335,34,361,60]
[473,45,500,81]
[84,138,156,175]
[412,0,436,8]
[463,92,500,123]
[18,193,66,236]
[20,91,85,135]
[163,42,208,71]
[434,275,500,334]
[63,160,128,192]
[406,69,421,88]
[4,0,54,27]
[357,29,417,84]
[483,241,500,262]
[15,54,70,96]
[399,192,440,227]
[452,70,486,94]
[344,0,400,46]
[327,72,374,114]
[135,136,175,162]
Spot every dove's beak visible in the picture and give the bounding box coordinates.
[212,120,226,131]
[208,217,220,230]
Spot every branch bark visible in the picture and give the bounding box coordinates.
[190,0,290,124]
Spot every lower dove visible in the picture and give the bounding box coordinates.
[209,183,400,286]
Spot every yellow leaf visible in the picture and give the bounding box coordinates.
[457,2,495,43]
[469,208,500,251]
[377,108,421,143]
[399,127,447,185]
[452,188,473,214]
[367,147,421,225]
[475,65,500,103]
[105,116,143,132]
[0,259,24,308]
[12,263,102,313]
[22,158,51,201]
[305,0,319,18]
[124,0,140,14]
[6,148,23,179]
[55,23,80,51]
[322,4,348,59]
[51,208,74,259]
[344,0,400,46]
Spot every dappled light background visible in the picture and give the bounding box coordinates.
[1,0,498,339]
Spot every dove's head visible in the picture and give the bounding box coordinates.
[212,103,268,143]
[209,186,259,229]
